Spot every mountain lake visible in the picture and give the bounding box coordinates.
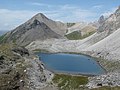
[37,53,105,75]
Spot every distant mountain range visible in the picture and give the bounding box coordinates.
[0,6,120,48]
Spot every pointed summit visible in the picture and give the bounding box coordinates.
[35,13,45,16]
[0,12,67,46]
[33,13,49,20]
[98,6,120,33]
[98,15,105,25]
[27,13,67,36]
[115,6,120,16]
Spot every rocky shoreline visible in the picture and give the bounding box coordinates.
[81,51,120,89]
[29,44,120,89]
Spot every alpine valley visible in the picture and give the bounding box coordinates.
[0,4,120,90]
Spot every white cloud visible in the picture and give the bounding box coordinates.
[0,4,100,30]
[0,9,40,30]
[60,4,78,10]
[42,4,97,22]
[92,5,103,9]
[29,2,53,8]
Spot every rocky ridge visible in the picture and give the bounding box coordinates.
[98,6,120,33]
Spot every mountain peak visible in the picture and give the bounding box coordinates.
[98,15,105,25]
[33,13,49,20]
[35,13,45,17]
[115,6,120,15]
[1,12,66,46]
[118,6,120,10]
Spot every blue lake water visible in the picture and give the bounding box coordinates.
[37,53,105,75]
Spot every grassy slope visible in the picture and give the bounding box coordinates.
[65,31,95,40]
[53,74,88,90]
[52,74,120,90]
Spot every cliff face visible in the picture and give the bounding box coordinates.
[98,6,120,33]
[0,44,53,90]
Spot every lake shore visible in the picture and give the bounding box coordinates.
[35,51,120,89]
[37,52,106,76]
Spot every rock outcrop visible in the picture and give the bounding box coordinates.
[98,6,120,33]
[0,44,53,90]
[98,15,105,25]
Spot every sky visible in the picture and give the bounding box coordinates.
[0,0,120,31]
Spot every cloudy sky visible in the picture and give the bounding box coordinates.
[0,0,119,31]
